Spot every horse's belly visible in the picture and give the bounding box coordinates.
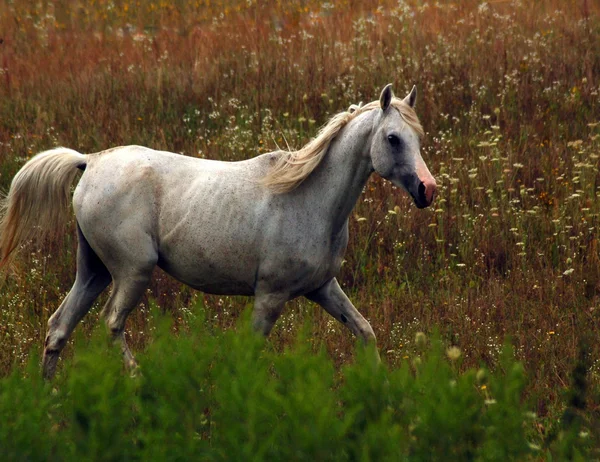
[157,250,256,296]
[181,278,254,296]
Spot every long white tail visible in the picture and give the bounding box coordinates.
[0,147,87,269]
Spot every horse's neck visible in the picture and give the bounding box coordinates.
[303,110,375,233]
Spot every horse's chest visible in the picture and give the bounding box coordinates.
[260,228,348,296]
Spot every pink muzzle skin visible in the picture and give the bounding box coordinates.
[416,162,437,207]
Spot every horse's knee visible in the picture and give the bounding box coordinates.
[357,320,376,344]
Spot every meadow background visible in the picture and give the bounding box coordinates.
[0,0,599,456]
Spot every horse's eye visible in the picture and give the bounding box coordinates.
[387,134,401,148]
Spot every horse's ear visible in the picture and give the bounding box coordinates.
[403,85,417,108]
[380,84,394,111]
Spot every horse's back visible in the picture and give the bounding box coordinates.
[75,145,268,214]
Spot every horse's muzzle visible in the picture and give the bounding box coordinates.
[414,177,436,209]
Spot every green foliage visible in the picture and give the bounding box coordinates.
[61,333,138,461]
[0,313,595,460]
[0,352,55,461]
[134,309,215,460]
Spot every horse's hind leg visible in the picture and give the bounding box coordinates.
[43,225,112,380]
[101,270,154,370]
[95,232,157,370]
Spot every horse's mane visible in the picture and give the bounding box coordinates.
[261,97,424,193]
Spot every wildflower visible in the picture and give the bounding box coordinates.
[415,331,427,348]
[446,346,461,361]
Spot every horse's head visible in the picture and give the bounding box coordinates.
[369,84,436,209]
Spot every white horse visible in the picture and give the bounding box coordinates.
[0,85,435,379]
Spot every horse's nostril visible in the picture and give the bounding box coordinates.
[418,181,427,202]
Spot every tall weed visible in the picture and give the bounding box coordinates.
[0,312,596,459]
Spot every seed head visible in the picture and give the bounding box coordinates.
[446,346,461,361]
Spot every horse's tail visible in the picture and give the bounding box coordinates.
[0,147,87,270]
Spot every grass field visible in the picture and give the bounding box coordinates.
[1,0,599,453]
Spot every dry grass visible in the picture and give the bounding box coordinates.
[1,0,599,426]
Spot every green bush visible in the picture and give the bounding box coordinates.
[0,307,595,460]
[0,353,55,461]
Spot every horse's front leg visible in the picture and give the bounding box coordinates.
[252,291,289,336]
[306,278,379,358]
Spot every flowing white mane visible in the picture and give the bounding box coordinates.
[261,97,424,193]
